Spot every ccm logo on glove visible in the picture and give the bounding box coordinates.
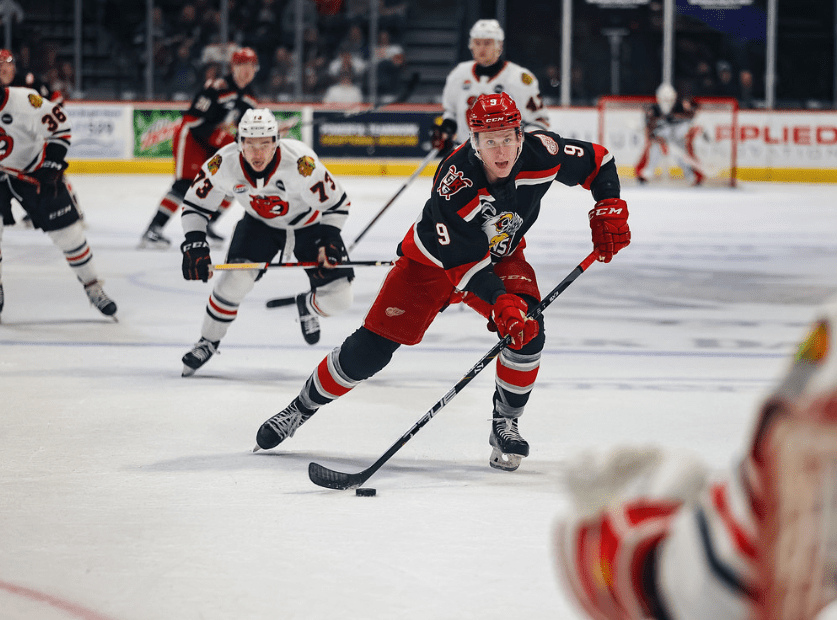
[588,198,630,263]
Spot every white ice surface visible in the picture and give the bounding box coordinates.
[1,174,836,620]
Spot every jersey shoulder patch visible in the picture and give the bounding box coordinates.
[521,72,534,85]
[207,154,222,175]
[534,133,559,155]
[297,155,316,177]
[28,92,44,108]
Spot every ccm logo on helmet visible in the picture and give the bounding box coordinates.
[589,206,624,218]
[485,116,505,123]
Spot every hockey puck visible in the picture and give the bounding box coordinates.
[356,487,376,497]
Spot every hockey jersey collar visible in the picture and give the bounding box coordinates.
[473,59,507,81]
[238,148,281,188]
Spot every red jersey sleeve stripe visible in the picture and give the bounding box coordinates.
[581,145,612,190]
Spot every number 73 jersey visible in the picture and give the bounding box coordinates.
[181,138,351,234]
[0,87,71,171]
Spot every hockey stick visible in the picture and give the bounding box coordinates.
[0,165,41,191]
[214,259,394,271]
[308,250,599,490]
[348,146,440,252]
[266,148,440,309]
[278,72,421,134]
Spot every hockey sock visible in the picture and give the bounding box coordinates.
[47,222,97,284]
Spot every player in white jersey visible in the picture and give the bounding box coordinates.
[431,19,549,156]
[0,86,116,320]
[555,296,837,620]
[179,108,354,376]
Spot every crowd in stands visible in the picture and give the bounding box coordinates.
[2,0,812,109]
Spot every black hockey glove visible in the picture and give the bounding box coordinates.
[318,224,347,267]
[33,160,65,199]
[430,118,457,157]
[181,231,212,282]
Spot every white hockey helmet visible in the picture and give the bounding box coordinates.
[655,83,677,115]
[469,19,504,42]
[238,108,278,141]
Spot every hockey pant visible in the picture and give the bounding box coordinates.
[295,254,545,419]
[635,124,703,184]
[199,215,353,343]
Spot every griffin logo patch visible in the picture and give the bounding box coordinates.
[207,154,222,175]
[438,165,473,201]
[297,155,316,177]
[28,93,44,108]
[521,72,534,85]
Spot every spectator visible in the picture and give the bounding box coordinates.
[336,23,367,58]
[693,60,715,96]
[283,0,319,47]
[739,69,755,108]
[715,60,738,98]
[376,49,406,100]
[328,49,366,82]
[375,30,403,61]
[540,64,561,104]
[267,45,298,101]
[323,68,363,104]
[249,0,282,63]
[50,60,76,100]
[168,41,200,100]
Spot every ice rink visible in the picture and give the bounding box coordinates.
[2,172,836,620]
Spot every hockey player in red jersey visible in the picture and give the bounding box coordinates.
[140,47,259,249]
[0,86,117,320]
[255,92,630,471]
[555,298,837,620]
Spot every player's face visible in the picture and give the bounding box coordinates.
[475,128,521,182]
[0,61,15,86]
[241,137,277,171]
[231,62,257,88]
[469,39,502,66]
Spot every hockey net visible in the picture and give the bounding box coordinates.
[598,96,738,187]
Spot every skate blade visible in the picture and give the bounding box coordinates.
[759,414,837,620]
[182,364,197,377]
[489,447,523,471]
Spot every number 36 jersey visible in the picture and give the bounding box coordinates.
[181,138,351,235]
[0,86,72,171]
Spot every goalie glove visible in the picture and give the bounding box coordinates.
[430,118,457,157]
[181,231,212,282]
[589,198,630,263]
[490,293,539,350]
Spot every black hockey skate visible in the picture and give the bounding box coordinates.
[255,399,315,450]
[83,280,118,318]
[0,282,4,320]
[182,337,219,376]
[489,416,529,471]
[296,293,320,345]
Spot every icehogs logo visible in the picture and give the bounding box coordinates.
[534,133,559,155]
[483,211,523,257]
[207,154,222,175]
[250,194,290,219]
[28,93,43,108]
[297,155,316,177]
[437,165,472,201]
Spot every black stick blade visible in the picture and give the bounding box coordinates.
[265,296,296,308]
[308,462,368,490]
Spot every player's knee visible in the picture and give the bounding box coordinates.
[46,221,86,251]
[214,269,257,302]
[339,326,400,381]
[311,278,353,317]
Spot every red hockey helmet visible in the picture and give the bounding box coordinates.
[231,47,258,66]
[0,49,14,64]
[467,93,522,133]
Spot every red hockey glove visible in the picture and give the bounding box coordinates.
[430,118,456,157]
[588,198,630,263]
[490,293,539,350]
[208,126,236,148]
[181,232,212,282]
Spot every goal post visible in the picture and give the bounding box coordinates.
[597,96,739,187]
